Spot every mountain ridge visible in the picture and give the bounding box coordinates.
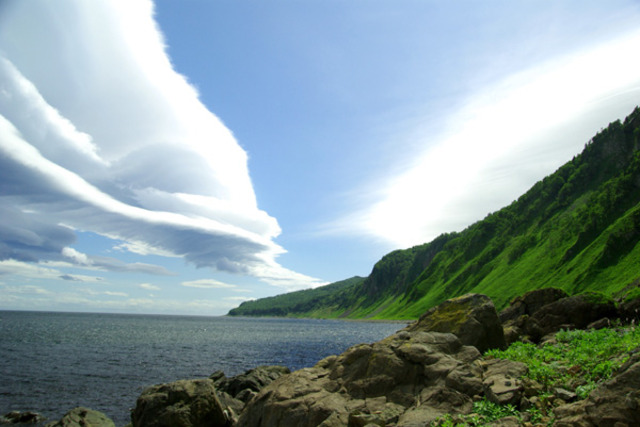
[229,106,640,319]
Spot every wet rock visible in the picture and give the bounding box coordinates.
[407,293,506,353]
[131,379,232,427]
[47,408,115,427]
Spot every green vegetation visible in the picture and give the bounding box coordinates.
[431,399,521,427]
[430,326,640,426]
[228,276,365,317]
[229,106,640,319]
[487,326,640,394]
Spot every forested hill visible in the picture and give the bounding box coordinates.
[229,106,640,319]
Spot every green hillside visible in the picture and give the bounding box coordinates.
[229,106,640,319]
[227,276,365,317]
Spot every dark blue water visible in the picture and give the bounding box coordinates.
[0,311,402,425]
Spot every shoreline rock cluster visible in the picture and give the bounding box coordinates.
[4,289,640,426]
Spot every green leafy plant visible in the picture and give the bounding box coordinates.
[430,399,521,426]
[487,326,640,396]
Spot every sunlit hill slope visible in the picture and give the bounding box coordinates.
[229,106,640,319]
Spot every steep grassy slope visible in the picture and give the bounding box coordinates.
[229,107,640,319]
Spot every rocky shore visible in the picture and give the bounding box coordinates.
[4,289,640,427]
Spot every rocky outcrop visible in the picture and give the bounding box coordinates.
[531,293,617,337]
[554,352,640,426]
[236,330,483,427]
[500,289,619,344]
[619,294,640,324]
[131,379,233,427]
[407,293,506,353]
[212,365,291,404]
[210,366,291,418]
[499,288,569,324]
[46,407,115,427]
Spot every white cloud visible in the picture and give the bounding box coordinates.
[0,284,52,295]
[0,259,101,282]
[341,29,640,248]
[0,0,323,291]
[181,279,237,289]
[62,247,91,265]
[139,283,161,291]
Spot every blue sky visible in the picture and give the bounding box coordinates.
[1,0,640,315]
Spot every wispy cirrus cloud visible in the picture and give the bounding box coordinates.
[0,0,324,291]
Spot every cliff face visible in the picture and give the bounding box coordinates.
[230,106,640,320]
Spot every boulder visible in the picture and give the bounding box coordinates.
[554,352,640,426]
[212,365,290,402]
[1,411,44,424]
[501,291,619,343]
[500,288,570,344]
[407,294,506,353]
[131,379,232,427]
[529,293,618,340]
[619,294,640,324]
[236,330,483,427]
[499,288,569,323]
[480,359,527,407]
[46,407,115,427]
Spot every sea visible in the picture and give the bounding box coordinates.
[0,310,403,426]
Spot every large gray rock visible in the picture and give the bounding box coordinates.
[212,365,290,402]
[480,358,527,406]
[46,407,115,427]
[407,293,506,353]
[131,379,232,427]
[236,330,483,427]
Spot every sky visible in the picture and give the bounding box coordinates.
[1,0,640,316]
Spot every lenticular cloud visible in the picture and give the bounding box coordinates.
[0,0,320,289]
